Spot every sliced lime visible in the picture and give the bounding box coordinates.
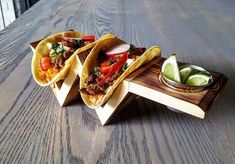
[161,54,181,83]
[185,73,211,86]
[180,67,194,83]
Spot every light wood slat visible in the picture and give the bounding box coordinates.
[0,0,234,163]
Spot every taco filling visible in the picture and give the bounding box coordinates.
[40,35,95,82]
[80,44,146,95]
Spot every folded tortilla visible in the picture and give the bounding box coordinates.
[31,31,115,86]
[80,37,161,109]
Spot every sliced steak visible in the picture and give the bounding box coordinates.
[86,84,105,95]
[85,74,96,84]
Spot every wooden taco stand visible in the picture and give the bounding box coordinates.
[30,39,227,126]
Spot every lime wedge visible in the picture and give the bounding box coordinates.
[161,54,181,83]
[180,67,194,83]
[185,73,211,86]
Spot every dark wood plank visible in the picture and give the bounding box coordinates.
[128,57,227,114]
[0,0,235,163]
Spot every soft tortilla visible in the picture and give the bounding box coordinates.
[31,31,115,86]
[80,37,161,109]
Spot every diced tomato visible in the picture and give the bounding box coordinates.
[40,56,53,71]
[98,52,128,85]
[82,35,95,41]
[98,66,110,74]
[101,61,111,67]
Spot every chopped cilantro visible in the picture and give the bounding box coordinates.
[122,63,128,72]
[128,48,136,55]
[72,39,84,48]
[56,45,64,53]
[116,55,121,60]
[52,43,59,50]
[50,44,64,61]
[93,67,101,76]
[50,51,58,61]
[72,39,79,45]
[109,59,115,63]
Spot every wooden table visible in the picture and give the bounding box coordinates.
[0,0,234,163]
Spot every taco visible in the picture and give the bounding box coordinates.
[32,30,115,86]
[80,37,161,108]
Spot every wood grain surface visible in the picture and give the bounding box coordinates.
[128,57,227,112]
[0,0,235,163]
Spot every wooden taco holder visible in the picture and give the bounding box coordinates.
[30,39,227,126]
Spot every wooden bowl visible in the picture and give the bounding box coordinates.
[159,64,214,93]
